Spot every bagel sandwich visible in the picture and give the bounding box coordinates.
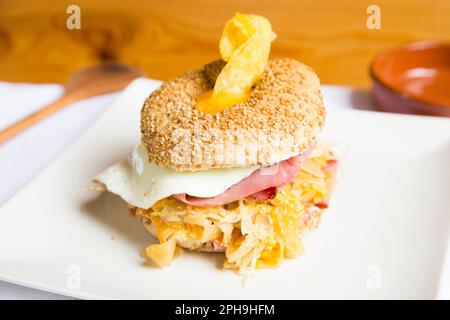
[92,13,340,274]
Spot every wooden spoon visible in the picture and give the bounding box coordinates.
[0,63,144,144]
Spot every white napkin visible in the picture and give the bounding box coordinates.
[0,82,119,205]
[0,83,120,299]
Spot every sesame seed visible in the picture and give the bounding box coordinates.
[141,58,325,171]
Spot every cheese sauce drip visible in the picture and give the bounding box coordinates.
[196,13,276,114]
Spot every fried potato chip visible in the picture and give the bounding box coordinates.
[196,13,276,114]
[142,238,178,267]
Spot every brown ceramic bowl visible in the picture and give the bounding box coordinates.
[370,41,450,117]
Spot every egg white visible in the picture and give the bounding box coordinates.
[93,143,258,209]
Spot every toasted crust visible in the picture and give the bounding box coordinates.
[141,58,325,171]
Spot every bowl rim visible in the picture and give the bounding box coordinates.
[369,40,450,108]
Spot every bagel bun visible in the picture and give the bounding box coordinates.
[140,58,325,172]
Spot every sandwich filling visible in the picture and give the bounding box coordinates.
[94,142,339,273]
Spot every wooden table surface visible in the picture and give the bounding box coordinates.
[0,0,448,88]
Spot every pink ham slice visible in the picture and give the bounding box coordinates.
[248,186,278,200]
[172,152,308,207]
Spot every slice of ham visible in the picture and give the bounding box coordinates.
[172,152,308,207]
[249,186,278,200]
[325,159,338,171]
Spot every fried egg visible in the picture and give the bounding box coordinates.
[93,143,258,209]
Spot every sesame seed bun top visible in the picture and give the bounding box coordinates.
[140,58,325,172]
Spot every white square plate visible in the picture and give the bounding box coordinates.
[1,78,449,299]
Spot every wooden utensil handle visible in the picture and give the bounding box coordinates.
[0,94,72,144]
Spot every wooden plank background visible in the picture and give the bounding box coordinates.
[0,0,448,87]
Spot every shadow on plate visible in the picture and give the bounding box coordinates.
[80,192,154,250]
[349,89,375,111]
[80,192,227,270]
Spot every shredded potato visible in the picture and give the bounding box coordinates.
[136,143,339,273]
[141,239,180,268]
